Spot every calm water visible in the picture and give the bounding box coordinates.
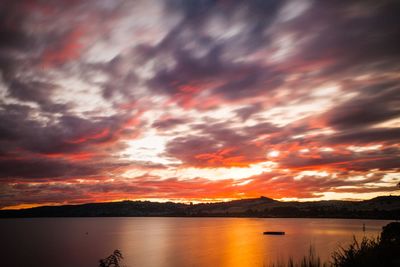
[0,217,392,267]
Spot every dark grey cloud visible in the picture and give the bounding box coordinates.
[326,127,400,146]
[166,0,285,40]
[279,147,400,172]
[7,80,72,113]
[165,121,276,166]
[0,103,130,157]
[152,118,189,130]
[212,65,283,100]
[145,0,288,103]
[325,82,400,130]
[0,158,98,180]
[245,122,281,136]
[0,2,32,53]
[234,103,263,121]
[284,1,400,76]
[97,55,139,100]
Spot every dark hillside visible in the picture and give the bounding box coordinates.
[1,196,399,219]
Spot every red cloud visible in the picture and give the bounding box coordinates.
[195,148,248,167]
[66,128,110,144]
[41,152,96,162]
[42,27,85,67]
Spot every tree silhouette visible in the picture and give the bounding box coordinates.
[99,250,124,267]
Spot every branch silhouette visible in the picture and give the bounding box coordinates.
[99,250,124,267]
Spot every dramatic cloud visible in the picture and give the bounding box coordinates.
[0,0,399,209]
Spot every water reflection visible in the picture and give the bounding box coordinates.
[0,218,390,267]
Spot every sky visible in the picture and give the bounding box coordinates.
[0,0,399,209]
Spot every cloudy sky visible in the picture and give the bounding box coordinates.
[1,0,399,209]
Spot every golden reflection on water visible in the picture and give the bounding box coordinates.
[115,218,386,267]
[0,218,389,267]
[219,220,266,267]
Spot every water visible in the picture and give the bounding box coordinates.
[0,217,391,267]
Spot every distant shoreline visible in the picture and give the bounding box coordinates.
[0,216,396,220]
[1,195,399,219]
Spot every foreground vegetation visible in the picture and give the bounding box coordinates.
[99,222,400,267]
[99,250,124,267]
[269,222,400,267]
[269,246,329,267]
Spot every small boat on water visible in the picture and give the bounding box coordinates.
[263,231,285,235]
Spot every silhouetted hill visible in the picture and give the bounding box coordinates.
[1,196,400,219]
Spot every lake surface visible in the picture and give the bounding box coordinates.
[0,217,392,267]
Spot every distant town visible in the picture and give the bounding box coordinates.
[1,195,399,219]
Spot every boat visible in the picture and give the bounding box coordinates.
[263,231,285,235]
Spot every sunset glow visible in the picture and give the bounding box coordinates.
[0,0,399,209]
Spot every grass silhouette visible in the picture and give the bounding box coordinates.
[331,222,400,267]
[270,222,400,267]
[269,246,329,267]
